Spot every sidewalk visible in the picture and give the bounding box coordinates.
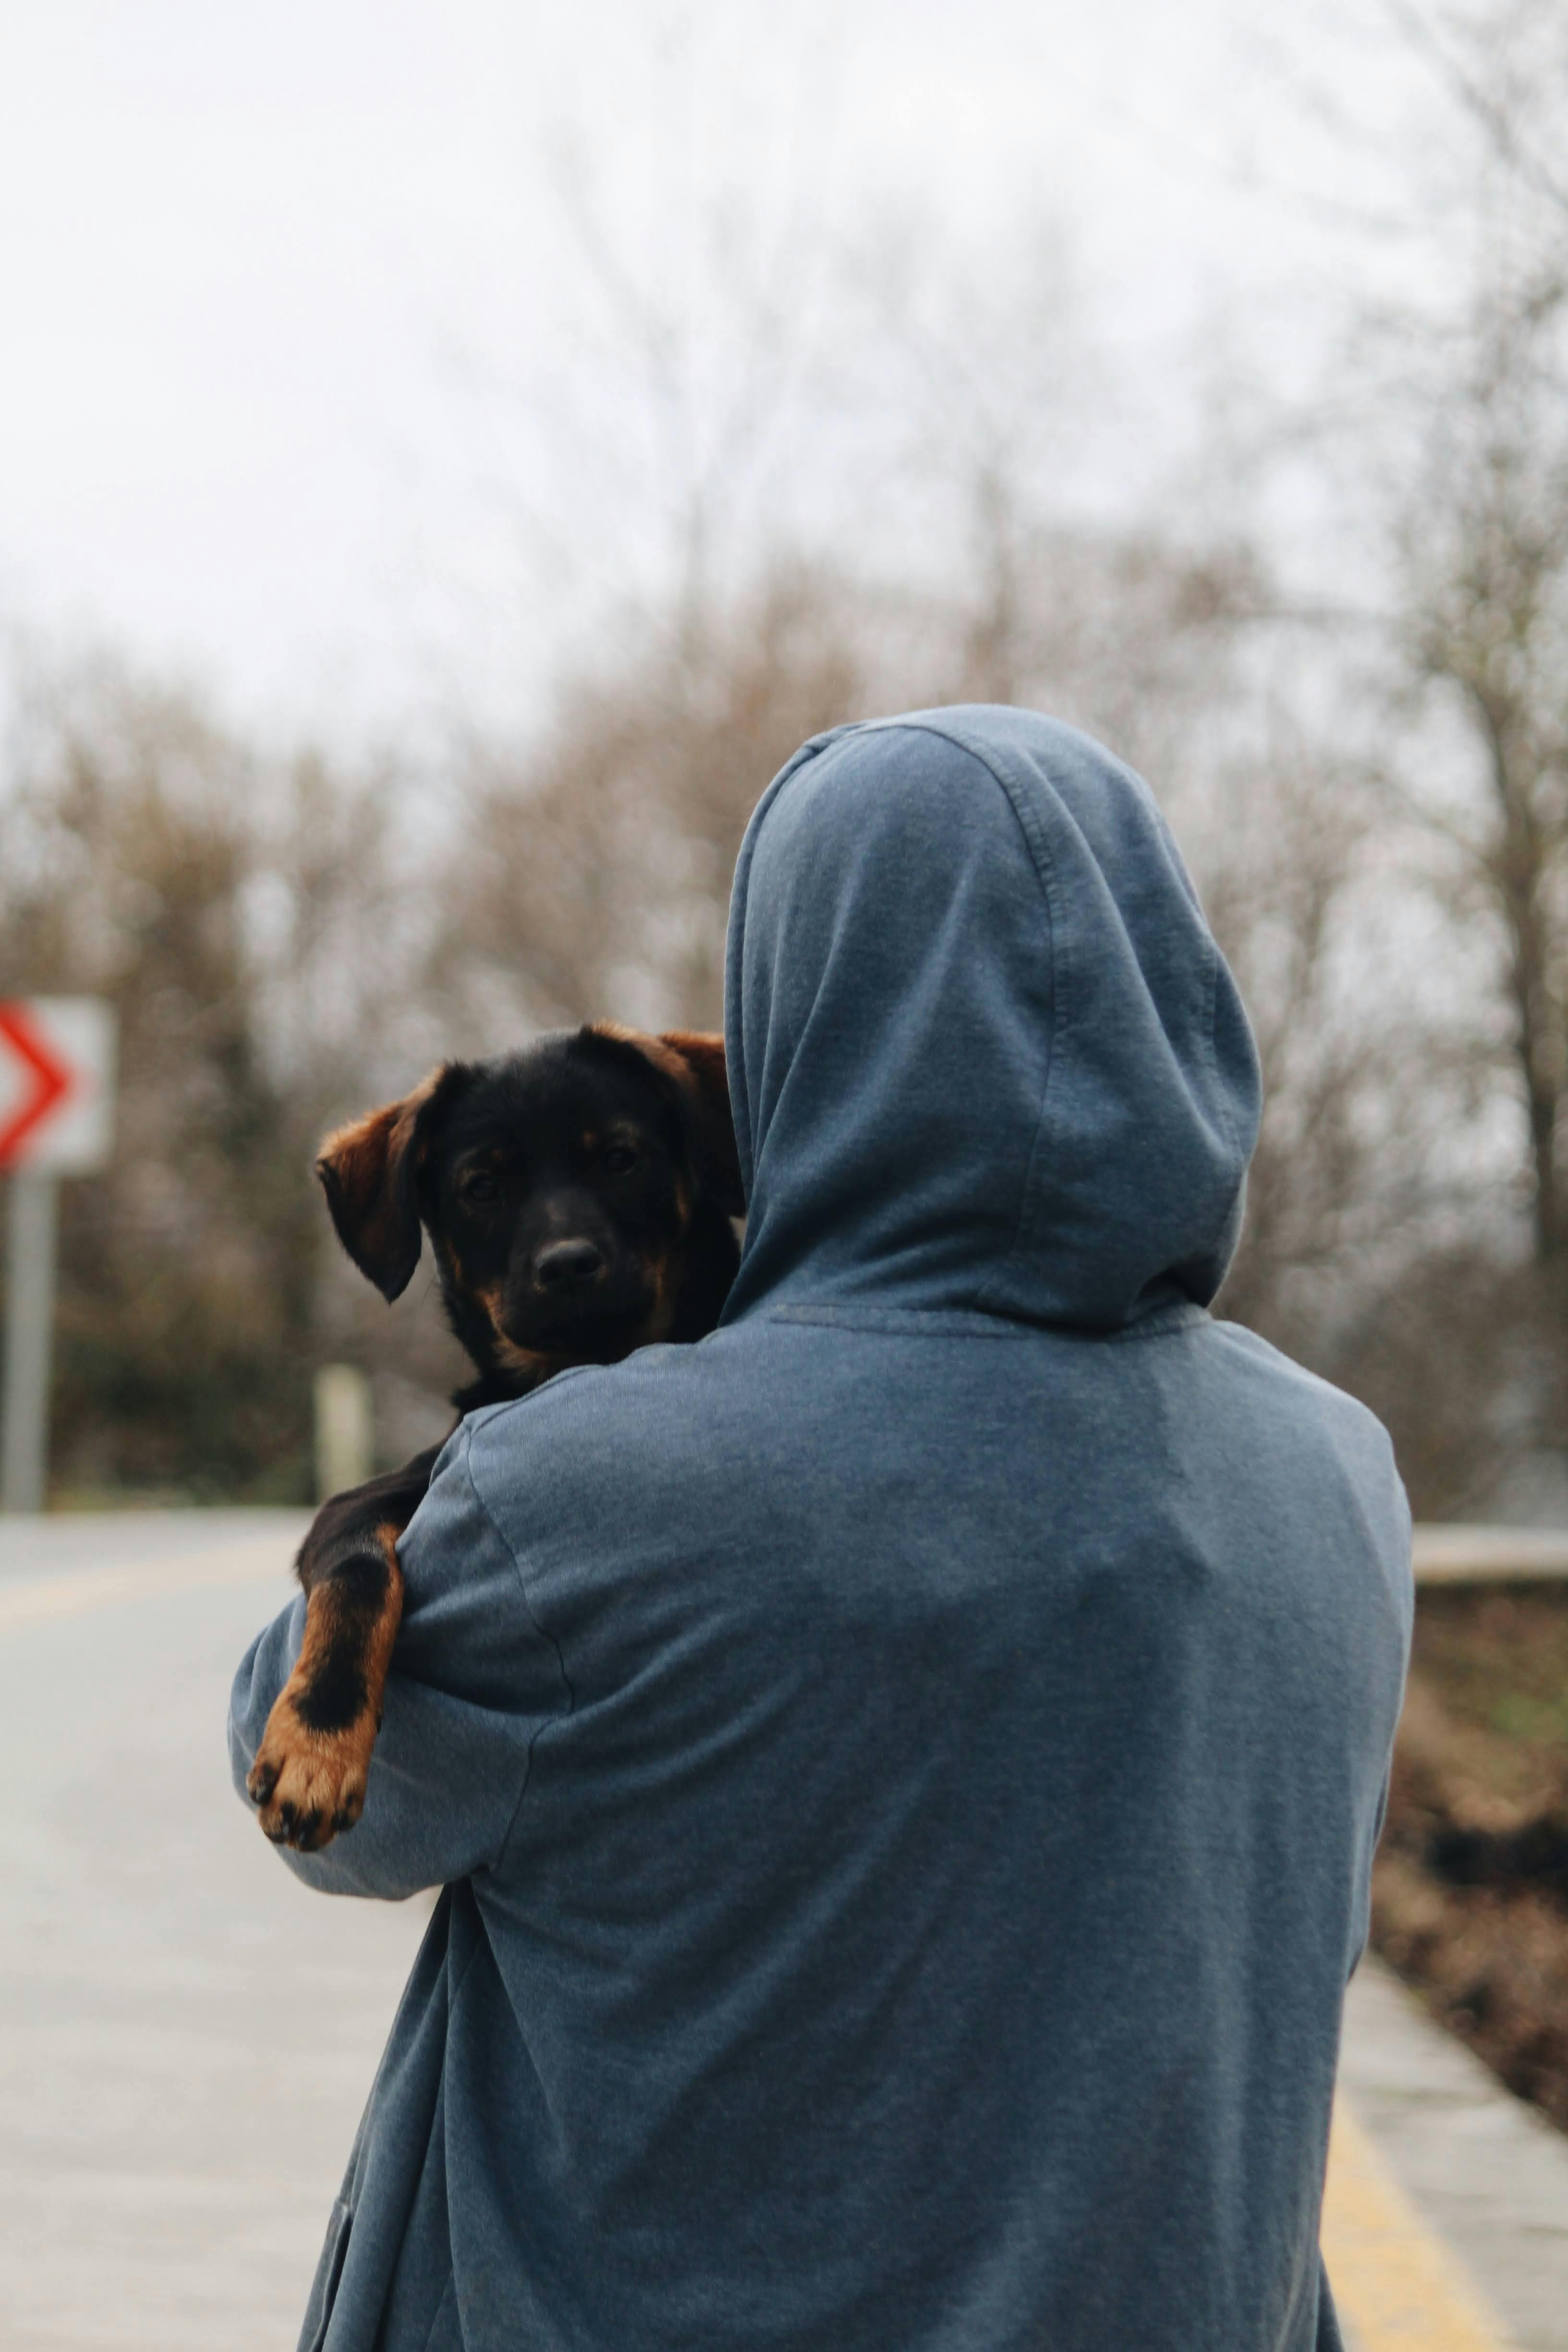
[0,1512,426,2352]
[1331,1954,1568,2352]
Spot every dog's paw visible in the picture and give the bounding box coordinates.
[246,1691,374,1852]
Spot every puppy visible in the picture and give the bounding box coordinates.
[245,1024,742,1850]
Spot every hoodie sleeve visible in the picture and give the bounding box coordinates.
[228,1418,571,1901]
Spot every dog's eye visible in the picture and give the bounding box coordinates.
[462,1171,502,1206]
[601,1141,640,1176]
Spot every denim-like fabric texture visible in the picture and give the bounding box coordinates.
[231,706,1411,2351]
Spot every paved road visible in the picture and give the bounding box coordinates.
[0,1513,427,2352]
[3,1511,1566,2352]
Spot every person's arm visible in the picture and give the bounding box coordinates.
[229,1417,570,1900]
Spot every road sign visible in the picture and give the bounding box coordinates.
[1,998,118,1511]
[0,998,117,1174]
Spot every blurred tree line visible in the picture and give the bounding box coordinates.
[0,671,417,1495]
[2,0,1566,1516]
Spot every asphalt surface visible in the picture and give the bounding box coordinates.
[0,1512,427,2352]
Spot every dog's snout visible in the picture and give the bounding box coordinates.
[533,1237,606,1292]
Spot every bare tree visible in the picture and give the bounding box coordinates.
[431,569,873,1038]
[1397,293,1568,1258]
[0,662,419,1497]
[1324,0,1568,1261]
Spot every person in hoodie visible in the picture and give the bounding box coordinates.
[231,706,1412,2352]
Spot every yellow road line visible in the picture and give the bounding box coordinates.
[1322,2095,1516,2351]
[0,1541,295,1632]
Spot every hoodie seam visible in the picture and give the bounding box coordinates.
[769,1307,1030,1337]
[725,731,847,1206]
[845,717,1065,1320]
[764,1301,1208,1342]
[1198,923,1237,1160]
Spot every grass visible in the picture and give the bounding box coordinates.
[1372,1583,1568,2131]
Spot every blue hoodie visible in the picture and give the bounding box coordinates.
[231,707,1411,2352]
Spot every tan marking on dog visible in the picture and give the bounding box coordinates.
[316,1068,444,1216]
[478,1270,676,1372]
[589,1021,693,1090]
[587,1024,741,1215]
[492,1333,577,1379]
[658,1029,729,1099]
[315,1066,450,1295]
[474,1283,574,1382]
[641,1252,679,1343]
[247,1525,403,1852]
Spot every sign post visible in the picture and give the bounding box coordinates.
[0,999,117,1514]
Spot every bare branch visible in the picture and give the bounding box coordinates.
[1380,0,1568,217]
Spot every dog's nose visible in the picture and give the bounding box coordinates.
[533,1238,605,1292]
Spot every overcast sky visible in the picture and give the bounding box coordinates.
[0,0,1441,748]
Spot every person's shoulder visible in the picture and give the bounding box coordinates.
[462,1330,744,1507]
[1203,1314,1383,1431]
[471,1328,735,1432]
[1206,1315,1408,1510]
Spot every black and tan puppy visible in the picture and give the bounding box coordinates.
[246,1024,742,1851]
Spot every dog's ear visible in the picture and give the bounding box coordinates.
[315,1065,466,1302]
[586,1024,745,1217]
[656,1031,744,1216]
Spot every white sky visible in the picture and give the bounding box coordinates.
[0,0,1442,749]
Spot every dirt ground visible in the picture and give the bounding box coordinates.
[1373,1583,1568,2132]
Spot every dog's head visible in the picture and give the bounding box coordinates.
[316,1026,743,1384]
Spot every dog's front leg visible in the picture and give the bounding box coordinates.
[246,1446,444,1851]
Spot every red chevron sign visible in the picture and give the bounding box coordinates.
[0,999,117,1173]
[0,1004,71,1164]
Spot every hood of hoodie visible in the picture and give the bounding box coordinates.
[719,706,1261,1333]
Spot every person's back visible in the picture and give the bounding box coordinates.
[232,706,1411,2352]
